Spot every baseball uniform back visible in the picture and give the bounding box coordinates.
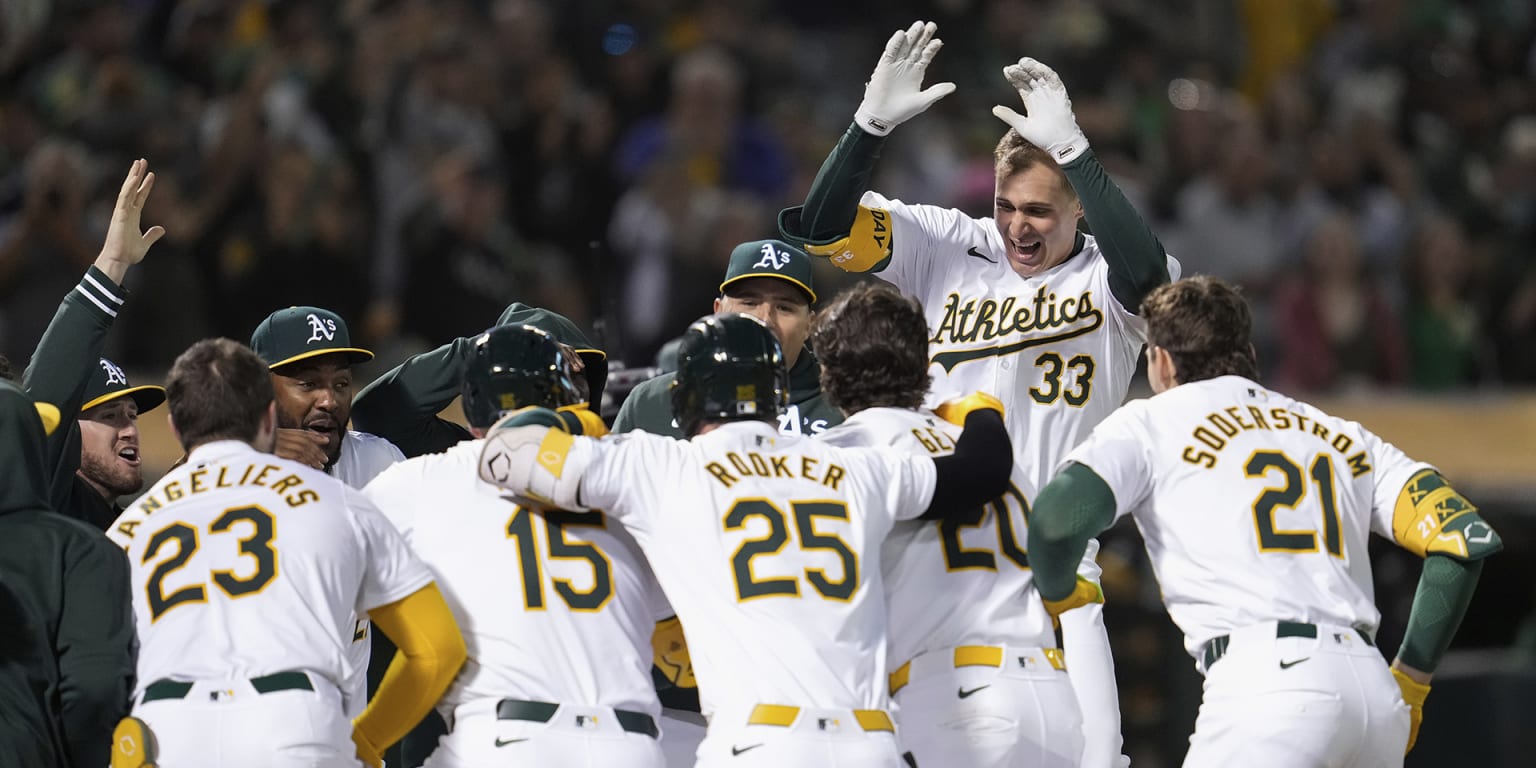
[822,406,1090,767]
[116,440,433,767]
[1062,375,1419,767]
[362,439,670,767]
[485,420,943,767]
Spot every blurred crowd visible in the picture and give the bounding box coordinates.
[3,0,1535,394]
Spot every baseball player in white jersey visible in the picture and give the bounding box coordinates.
[107,339,464,768]
[1028,277,1503,767]
[814,282,1119,767]
[361,324,671,767]
[477,313,1016,767]
[778,21,1179,492]
[778,28,1169,762]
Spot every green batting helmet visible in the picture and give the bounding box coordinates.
[670,313,789,437]
[462,324,585,429]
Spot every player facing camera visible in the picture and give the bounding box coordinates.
[668,313,791,438]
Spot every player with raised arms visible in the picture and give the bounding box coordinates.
[1028,276,1502,766]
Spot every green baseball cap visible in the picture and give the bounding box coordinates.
[719,239,817,303]
[82,357,166,414]
[250,306,374,370]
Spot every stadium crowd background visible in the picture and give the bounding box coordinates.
[2,0,1534,765]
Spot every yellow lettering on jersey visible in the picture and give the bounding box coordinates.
[747,453,772,477]
[216,466,233,488]
[116,519,140,540]
[164,482,183,501]
[238,464,255,484]
[140,495,162,515]
[727,452,753,476]
[1225,407,1255,431]
[251,464,279,487]
[1184,408,1373,473]
[929,287,1105,373]
[190,469,208,494]
[1268,408,1292,429]
[822,464,845,492]
[800,457,819,481]
[1346,452,1372,477]
[269,475,302,495]
[769,456,792,478]
[1246,406,1270,430]
[287,489,320,508]
[706,462,738,488]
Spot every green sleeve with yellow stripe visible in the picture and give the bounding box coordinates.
[777,122,891,273]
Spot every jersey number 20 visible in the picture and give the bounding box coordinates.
[143,505,277,622]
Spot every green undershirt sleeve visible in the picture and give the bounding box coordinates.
[1060,151,1170,312]
[351,339,475,458]
[777,122,886,247]
[1027,462,1118,602]
[1397,555,1485,673]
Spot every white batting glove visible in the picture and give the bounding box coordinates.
[992,57,1091,164]
[854,20,956,136]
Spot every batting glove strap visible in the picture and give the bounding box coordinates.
[854,21,955,136]
[478,411,591,511]
[992,57,1090,165]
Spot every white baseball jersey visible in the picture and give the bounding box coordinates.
[109,428,404,718]
[115,440,433,701]
[864,191,1181,488]
[334,429,404,486]
[362,439,669,719]
[568,421,937,717]
[1061,375,1431,657]
[820,407,1099,665]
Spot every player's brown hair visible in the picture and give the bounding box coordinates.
[812,281,931,415]
[994,130,1077,200]
[1140,276,1260,383]
[165,338,275,450]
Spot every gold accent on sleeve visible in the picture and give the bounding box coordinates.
[1392,470,1478,558]
[803,206,892,273]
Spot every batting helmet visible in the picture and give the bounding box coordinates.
[670,313,789,437]
[462,324,585,429]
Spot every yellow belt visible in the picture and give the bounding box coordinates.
[746,704,894,733]
[889,645,1066,696]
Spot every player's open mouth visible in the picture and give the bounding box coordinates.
[117,446,141,467]
[1010,240,1044,261]
[305,421,339,445]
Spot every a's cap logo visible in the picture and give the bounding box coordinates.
[100,359,127,387]
[306,313,337,343]
[753,243,791,271]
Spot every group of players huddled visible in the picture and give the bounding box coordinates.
[1,21,1497,768]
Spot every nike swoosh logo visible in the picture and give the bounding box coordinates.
[1279,657,1311,670]
[732,744,764,756]
[957,684,991,699]
[494,737,529,747]
[966,246,997,263]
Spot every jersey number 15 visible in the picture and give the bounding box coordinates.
[506,507,614,611]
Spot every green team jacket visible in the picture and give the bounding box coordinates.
[612,347,844,438]
[1,379,134,768]
[22,266,132,529]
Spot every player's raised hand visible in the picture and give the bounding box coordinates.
[854,20,956,136]
[99,159,165,269]
[992,57,1091,165]
[274,427,329,470]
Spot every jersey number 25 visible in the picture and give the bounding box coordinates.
[726,499,857,602]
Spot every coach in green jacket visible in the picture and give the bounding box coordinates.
[612,239,843,438]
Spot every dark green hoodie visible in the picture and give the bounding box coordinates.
[0,380,135,767]
[611,345,843,438]
[352,303,607,458]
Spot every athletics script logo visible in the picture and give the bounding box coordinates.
[928,286,1103,372]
